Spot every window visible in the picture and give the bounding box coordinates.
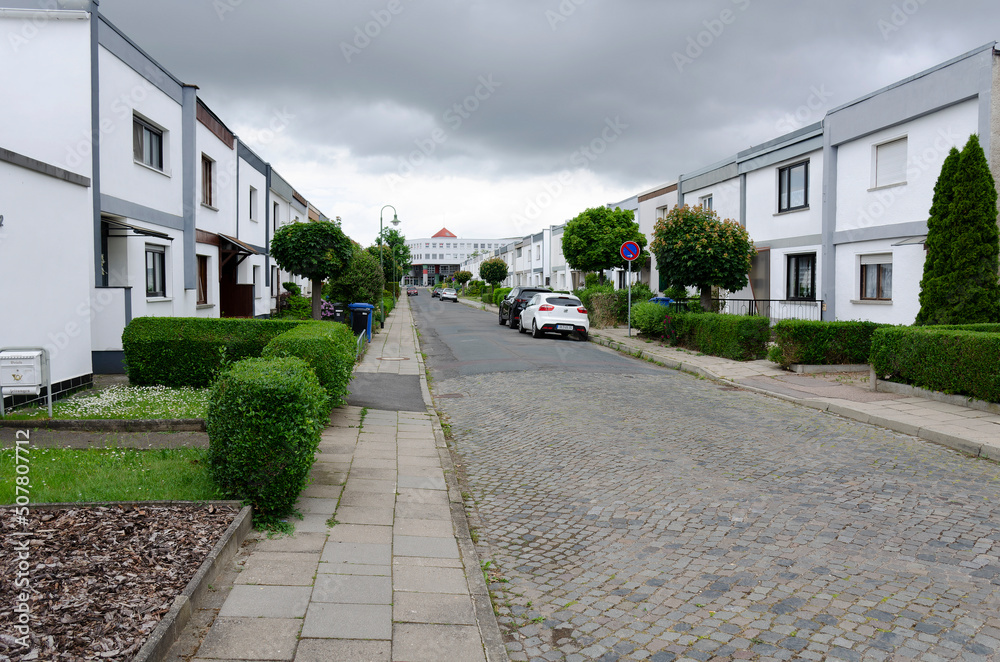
[253,266,261,299]
[699,194,713,211]
[273,202,280,232]
[271,266,279,296]
[874,137,907,188]
[249,187,258,222]
[778,161,808,212]
[133,116,163,170]
[197,255,208,304]
[787,253,815,300]
[145,245,166,298]
[201,155,215,207]
[860,254,892,300]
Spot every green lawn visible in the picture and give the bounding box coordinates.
[0,447,221,504]
[4,384,209,420]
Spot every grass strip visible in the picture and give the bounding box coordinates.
[0,447,221,504]
[4,385,209,421]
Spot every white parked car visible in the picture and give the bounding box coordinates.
[518,293,589,340]
[439,288,458,302]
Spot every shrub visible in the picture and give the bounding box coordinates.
[614,282,653,324]
[577,284,613,315]
[122,317,307,387]
[327,247,384,307]
[275,293,311,320]
[207,357,328,525]
[871,327,1000,402]
[282,281,301,296]
[630,302,670,337]
[262,322,356,408]
[588,292,618,328]
[633,309,769,361]
[770,320,891,368]
[493,287,512,306]
[467,280,484,296]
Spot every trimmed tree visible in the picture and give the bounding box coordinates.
[650,205,756,311]
[915,135,1000,325]
[270,220,354,320]
[479,257,509,299]
[327,246,385,308]
[562,206,647,281]
[454,270,473,289]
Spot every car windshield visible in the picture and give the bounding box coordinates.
[546,296,582,307]
[444,289,456,293]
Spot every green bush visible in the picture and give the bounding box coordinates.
[577,284,614,315]
[282,281,301,296]
[493,287,512,306]
[633,309,769,360]
[207,357,328,525]
[630,302,670,337]
[770,320,891,368]
[275,293,311,320]
[588,292,618,328]
[262,322,356,408]
[122,317,307,387]
[613,283,653,324]
[870,327,1000,402]
[467,280,484,296]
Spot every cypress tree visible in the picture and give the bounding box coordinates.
[914,147,961,325]
[915,135,1000,324]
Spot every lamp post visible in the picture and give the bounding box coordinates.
[379,205,400,329]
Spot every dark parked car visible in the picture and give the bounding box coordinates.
[407,286,418,296]
[498,286,551,329]
[431,287,442,298]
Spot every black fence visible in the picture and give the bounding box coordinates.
[670,298,823,325]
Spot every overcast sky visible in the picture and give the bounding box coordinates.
[99,0,999,246]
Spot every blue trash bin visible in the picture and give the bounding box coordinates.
[348,303,375,342]
[648,296,674,307]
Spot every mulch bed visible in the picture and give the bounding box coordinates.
[0,504,240,661]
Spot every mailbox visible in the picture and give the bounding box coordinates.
[1,350,44,396]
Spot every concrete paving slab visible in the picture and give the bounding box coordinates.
[338,491,396,508]
[296,497,340,514]
[300,484,343,499]
[253,532,327,553]
[393,565,469,593]
[292,514,337,534]
[196,617,301,660]
[396,456,440,467]
[393,518,454,538]
[218,585,312,618]
[394,501,453,520]
[301,603,392,640]
[393,535,460,559]
[397,475,446,490]
[309,464,349,485]
[321,541,392,566]
[236,552,319,586]
[311,574,392,604]
[293,639,391,662]
[317,563,391,576]
[342,478,397,493]
[347,467,398,480]
[396,447,439,458]
[391,623,486,662]
[334,506,395,526]
[393,593,477,625]
[351,458,397,469]
[326,524,392,544]
[396,488,450,505]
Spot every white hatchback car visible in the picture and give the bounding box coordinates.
[439,288,458,302]
[518,293,589,340]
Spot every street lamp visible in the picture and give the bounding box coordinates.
[379,205,400,329]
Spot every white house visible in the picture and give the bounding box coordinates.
[0,2,333,412]
[408,229,518,286]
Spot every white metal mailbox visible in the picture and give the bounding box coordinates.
[1,350,43,395]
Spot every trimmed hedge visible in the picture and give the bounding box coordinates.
[262,322,356,408]
[870,327,1000,402]
[207,357,328,525]
[630,306,769,361]
[122,317,307,387]
[493,287,512,306]
[770,320,891,368]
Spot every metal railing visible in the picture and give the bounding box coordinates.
[356,332,368,361]
[671,298,824,324]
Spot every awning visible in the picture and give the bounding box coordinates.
[891,236,927,246]
[102,218,171,240]
[219,233,261,255]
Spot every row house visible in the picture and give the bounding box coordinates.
[0,2,331,410]
[633,42,1000,325]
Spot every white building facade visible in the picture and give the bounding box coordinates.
[0,2,333,411]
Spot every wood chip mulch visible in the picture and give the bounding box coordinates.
[1,504,240,661]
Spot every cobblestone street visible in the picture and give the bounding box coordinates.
[437,369,1000,662]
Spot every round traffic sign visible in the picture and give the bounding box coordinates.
[620,241,640,261]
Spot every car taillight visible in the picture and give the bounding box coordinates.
[538,304,554,311]
[577,307,587,313]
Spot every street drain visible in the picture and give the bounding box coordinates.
[377,357,410,361]
[435,393,464,398]
[719,386,740,391]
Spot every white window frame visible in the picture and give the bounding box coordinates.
[872,136,908,189]
[249,187,258,222]
[859,253,893,302]
[699,194,713,211]
[133,114,166,172]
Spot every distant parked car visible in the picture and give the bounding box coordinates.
[440,288,458,302]
[431,288,442,298]
[407,286,418,296]
[499,286,551,329]
[519,293,589,340]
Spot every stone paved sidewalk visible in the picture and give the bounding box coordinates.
[171,296,504,662]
